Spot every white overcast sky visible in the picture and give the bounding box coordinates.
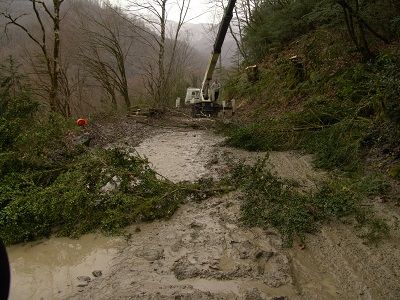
[109,0,217,24]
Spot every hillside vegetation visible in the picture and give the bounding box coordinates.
[222,0,400,175]
[218,0,400,243]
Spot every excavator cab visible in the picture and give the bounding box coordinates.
[185,88,201,105]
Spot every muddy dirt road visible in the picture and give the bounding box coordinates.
[8,119,400,299]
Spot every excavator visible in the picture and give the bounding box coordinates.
[185,0,236,117]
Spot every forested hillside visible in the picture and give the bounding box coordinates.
[0,0,206,116]
[222,0,400,175]
[215,0,400,246]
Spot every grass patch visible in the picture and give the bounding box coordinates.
[222,116,371,172]
[231,158,389,246]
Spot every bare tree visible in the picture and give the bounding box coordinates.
[336,0,389,60]
[79,6,133,110]
[1,0,67,115]
[127,0,191,108]
[209,0,262,62]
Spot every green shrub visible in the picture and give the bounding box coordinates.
[223,115,372,172]
[0,148,195,244]
[223,117,303,152]
[233,159,389,246]
[0,93,39,151]
[304,118,373,171]
[0,57,40,151]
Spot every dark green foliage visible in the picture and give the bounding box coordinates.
[233,159,389,246]
[244,0,400,62]
[0,110,207,245]
[0,58,39,151]
[0,148,194,244]
[370,53,400,124]
[389,164,400,180]
[244,0,341,62]
[223,116,372,172]
[392,17,400,38]
[305,118,372,171]
[359,0,400,40]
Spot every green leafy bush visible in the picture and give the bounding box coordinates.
[0,64,39,150]
[0,149,193,244]
[233,159,389,246]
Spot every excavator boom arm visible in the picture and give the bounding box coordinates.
[201,0,236,100]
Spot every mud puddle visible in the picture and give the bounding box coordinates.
[7,234,124,299]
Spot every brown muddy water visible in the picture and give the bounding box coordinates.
[8,234,124,299]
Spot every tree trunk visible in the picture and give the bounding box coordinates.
[338,0,372,60]
[158,0,167,108]
[354,0,372,60]
[52,0,62,115]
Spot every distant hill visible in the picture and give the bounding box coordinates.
[0,0,209,113]
[174,21,238,68]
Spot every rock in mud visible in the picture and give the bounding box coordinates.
[135,248,164,262]
[77,282,89,288]
[100,176,121,193]
[255,250,274,260]
[244,288,264,300]
[172,256,201,280]
[76,276,91,288]
[189,221,204,229]
[92,270,102,277]
[73,133,92,146]
[77,276,91,283]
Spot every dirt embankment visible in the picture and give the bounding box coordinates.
[68,118,400,300]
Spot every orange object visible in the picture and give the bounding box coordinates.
[76,118,88,127]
